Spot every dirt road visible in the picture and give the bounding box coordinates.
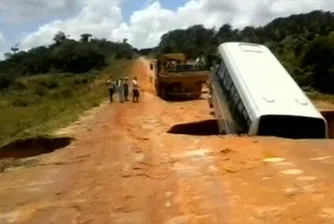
[1,58,334,224]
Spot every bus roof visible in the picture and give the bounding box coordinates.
[218,42,323,119]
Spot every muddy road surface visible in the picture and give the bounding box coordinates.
[1,58,334,224]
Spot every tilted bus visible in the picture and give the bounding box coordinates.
[209,42,328,138]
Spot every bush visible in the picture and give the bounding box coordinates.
[73,78,82,85]
[73,77,89,85]
[0,75,15,90]
[302,36,334,93]
[38,79,59,89]
[60,88,74,98]
[11,98,30,107]
[82,78,88,84]
[13,80,27,90]
[34,86,48,97]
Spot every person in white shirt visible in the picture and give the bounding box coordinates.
[132,77,140,103]
[118,79,125,103]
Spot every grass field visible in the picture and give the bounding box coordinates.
[0,58,133,146]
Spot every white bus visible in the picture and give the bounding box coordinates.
[209,42,328,138]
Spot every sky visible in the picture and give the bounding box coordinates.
[0,0,333,59]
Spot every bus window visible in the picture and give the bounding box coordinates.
[237,101,243,112]
[230,85,237,98]
[220,59,227,71]
[220,67,226,80]
[222,70,229,87]
[225,74,233,92]
[215,64,221,77]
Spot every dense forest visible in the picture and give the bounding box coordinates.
[149,10,334,94]
[1,10,334,93]
[0,32,136,89]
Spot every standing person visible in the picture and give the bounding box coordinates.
[118,78,125,103]
[106,79,115,103]
[132,77,140,103]
[123,77,129,101]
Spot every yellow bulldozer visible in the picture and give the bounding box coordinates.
[150,53,209,100]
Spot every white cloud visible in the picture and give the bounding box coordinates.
[0,0,78,23]
[0,31,4,44]
[21,0,123,50]
[19,0,334,50]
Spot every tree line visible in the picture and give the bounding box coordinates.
[0,32,136,89]
[1,10,334,93]
[150,10,334,93]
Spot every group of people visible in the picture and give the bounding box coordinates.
[106,77,140,103]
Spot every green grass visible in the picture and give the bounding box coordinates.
[0,58,133,146]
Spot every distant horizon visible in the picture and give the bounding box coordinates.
[0,0,333,58]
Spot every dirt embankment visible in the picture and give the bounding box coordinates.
[0,58,334,224]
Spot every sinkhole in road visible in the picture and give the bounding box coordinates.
[167,119,219,136]
[0,137,73,159]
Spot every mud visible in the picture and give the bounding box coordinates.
[0,58,334,224]
[321,111,334,138]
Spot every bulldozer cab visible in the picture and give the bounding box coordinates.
[158,54,187,73]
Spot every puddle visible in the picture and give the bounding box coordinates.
[208,165,218,172]
[274,162,295,167]
[284,187,299,194]
[0,137,73,159]
[309,156,333,161]
[263,157,285,163]
[280,169,304,175]
[166,215,191,224]
[165,201,172,207]
[171,162,194,172]
[171,149,211,159]
[184,149,210,157]
[165,191,173,198]
[296,176,317,181]
[134,153,145,163]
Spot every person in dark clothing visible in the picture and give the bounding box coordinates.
[123,77,129,101]
[132,77,140,103]
[107,79,115,103]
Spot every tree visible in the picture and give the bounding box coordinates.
[4,52,13,60]
[80,33,93,43]
[217,24,233,43]
[53,31,67,45]
[157,25,218,59]
[11,44,19,54]
[302,36,334,93]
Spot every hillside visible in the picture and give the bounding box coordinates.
[0,59,132,146]
[153,10,334,93]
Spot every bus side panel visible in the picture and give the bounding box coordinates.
[210,72,238,134]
